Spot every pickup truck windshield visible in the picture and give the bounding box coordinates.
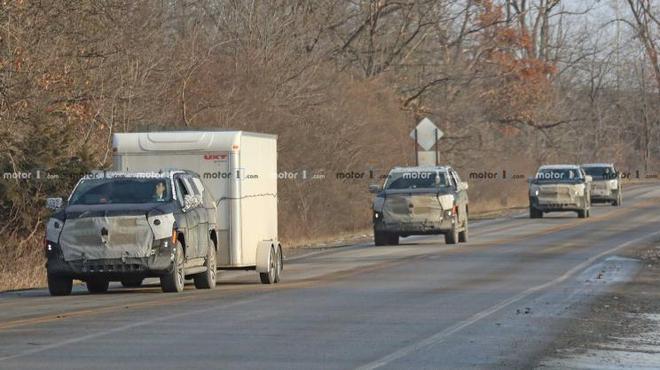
[385,172,448,190]
[582,166,616,180]
[69,178,173,205]
[535,168,583,183]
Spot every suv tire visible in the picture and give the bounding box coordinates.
[161,241,185,293]
[120,278,143,288]
[194,242,217,289]
[374,229,388,246]
[86,279,109,294]
[48,274,73,296]
[459,219,469,243]
[445,220,459,245]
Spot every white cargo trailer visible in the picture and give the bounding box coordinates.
[112,131,282,283]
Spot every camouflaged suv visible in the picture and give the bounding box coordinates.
[45,170,218,295]
[369,166,469,246]
[581,163,622,206]
[528,165,592,219]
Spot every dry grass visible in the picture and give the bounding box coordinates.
[0,235,46,292]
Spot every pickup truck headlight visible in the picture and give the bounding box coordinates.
[609,179,618,188]
[373,211,382,221]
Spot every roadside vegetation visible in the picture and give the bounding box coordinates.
[0,1,658,290]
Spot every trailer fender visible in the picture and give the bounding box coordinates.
[256,241,274,273]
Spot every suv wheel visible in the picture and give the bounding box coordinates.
[161,241,185,293]
[48,273,72,296]
[459,218,469,243]
[260,247,277,284]
[86,279,109,294]
[530,207,543,219]
[120,278,143,288]
[445,219,459,245]
[374,229,388,246]
[194,243,217,289]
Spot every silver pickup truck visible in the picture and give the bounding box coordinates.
[45,170,218,295]
[369,166,469,246]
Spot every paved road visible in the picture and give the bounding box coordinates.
[1,183,659,369]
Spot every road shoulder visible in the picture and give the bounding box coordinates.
[537,240,660,368]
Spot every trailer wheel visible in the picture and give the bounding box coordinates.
[259,247,276,284]
[273,246,283,283]
[86,279,109,294]
[48,274,72,296]
[161,241,185,293]
[194,242,217,289]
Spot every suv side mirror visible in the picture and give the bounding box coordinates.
[527,176,536,184]
[460,181,469,190]
[368,184,382,193]
[46,197,64,210]
[183,194,201,211]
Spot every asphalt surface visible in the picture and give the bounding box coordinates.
[1,183,660,369]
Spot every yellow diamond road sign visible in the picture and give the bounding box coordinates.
[410,118,443,151]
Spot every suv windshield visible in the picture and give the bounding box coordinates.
[535,168,583,184]
[69,178,173,205]
[582,166,616,180]
[385,171,448,190]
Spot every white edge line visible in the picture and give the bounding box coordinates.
[355,230,660,370]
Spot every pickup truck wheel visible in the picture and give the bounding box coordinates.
[48,274,72,296]
[577,209,587,218]
[161,241,185,293]
[260,247,276,284]
[194,244,217,289]
[445,221,459,245]
[374,229,388,246]
[613,193,622,206]
[86,279,109,294]
[459,219,469,243]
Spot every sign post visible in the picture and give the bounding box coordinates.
[410,118,443,166]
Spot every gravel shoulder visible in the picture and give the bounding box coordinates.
[537,240,660,368]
